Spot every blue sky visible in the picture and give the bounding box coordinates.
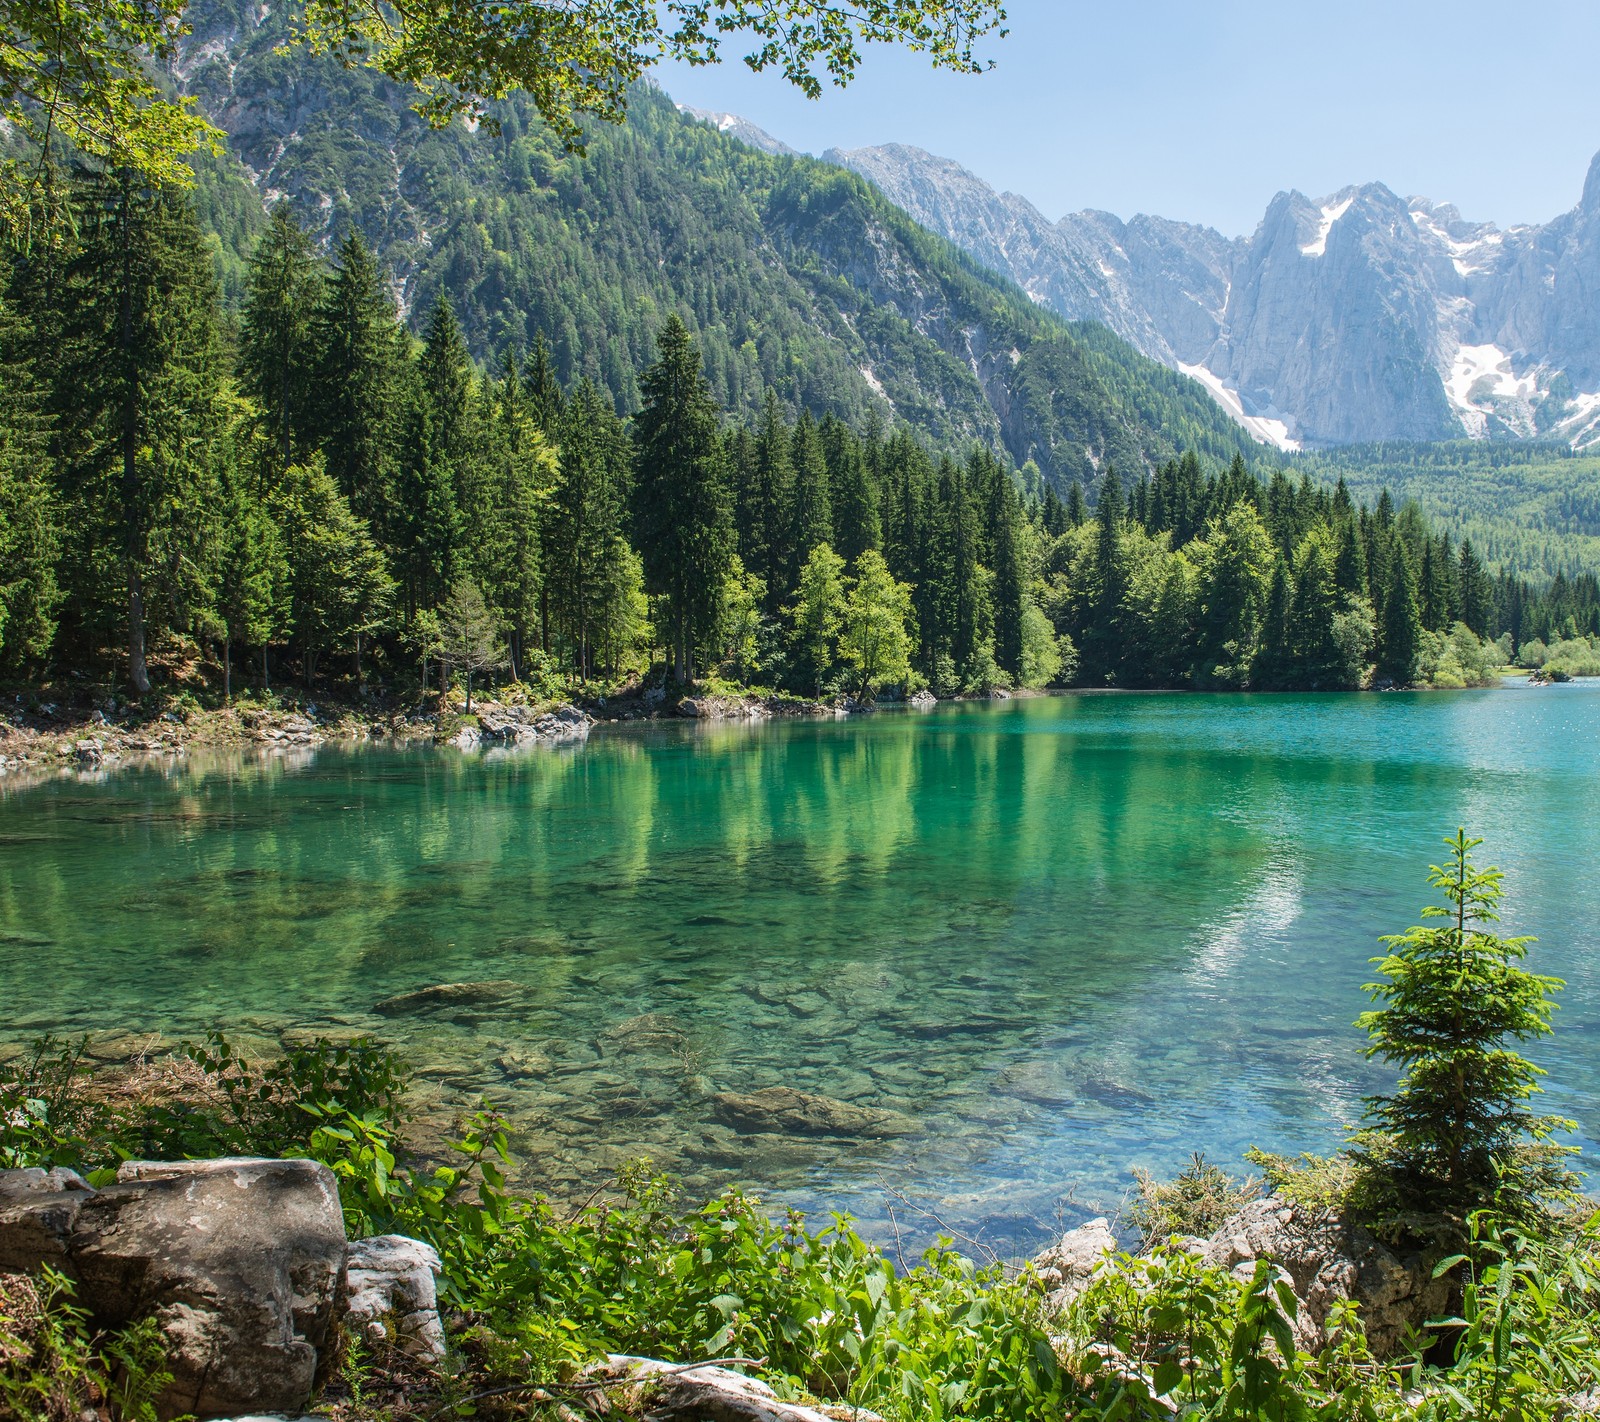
[652,0,1600,236]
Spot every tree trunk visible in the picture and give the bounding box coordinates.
[118,176,150,698]
[465,672,473,715]
[224,639,232,705]
[261,645,270,692]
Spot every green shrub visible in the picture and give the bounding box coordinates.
[1125,1153,1259,1244]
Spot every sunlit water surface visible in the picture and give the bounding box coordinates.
[3,684,1598,1251]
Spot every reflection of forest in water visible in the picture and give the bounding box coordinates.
[2,691,1597,1250]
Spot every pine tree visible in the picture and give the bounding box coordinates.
[240,204,323,468]
[47,174,227,693]
[438,578,504,712]
[1080,466,1127,683]
[0,291,60,667]
[549,378,631,678]
[631,316,734,684]
[788,410,833,593]
[1356,831,1577,1224]
[822,416,880,564]
[311,232,401,536]
[1378,547,1423,686]
[745,390,793,611]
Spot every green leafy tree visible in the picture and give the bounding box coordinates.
[840,548,913,700]
[437,578,504,712]
[1355,830,1577,1226]
[0,0,219,239]
[278,459,394,684]
[632,316,734,685]
[790,542,847,696]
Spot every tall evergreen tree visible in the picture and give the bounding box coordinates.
[310,232,401,536]
[632,316,734,683]
[46,175,226,693]
[788,410,833,591]
[1378,546,1424,686]
[0,291,60,667]
[240,204,323,468]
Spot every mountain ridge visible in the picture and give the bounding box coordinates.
[820,139,1600,451]
[169,0,1255,491]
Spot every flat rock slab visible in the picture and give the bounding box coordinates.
[710,1087,915,1139]
[592,1356,884,1422]
[372,980,526,1016]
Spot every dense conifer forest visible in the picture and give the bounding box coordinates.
[3,181,1598,700]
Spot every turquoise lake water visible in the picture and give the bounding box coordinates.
[2,684,1597,1251]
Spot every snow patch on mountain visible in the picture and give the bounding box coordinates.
[675,106,798,157]
[1179,363,1301,451]
[1300,196,1354,257]
[1446,343,1539,436]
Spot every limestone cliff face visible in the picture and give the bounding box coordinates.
[832,142,1600,449]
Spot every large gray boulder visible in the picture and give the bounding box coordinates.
[1031,1217,1118,1312]
[591,1356,884,1422]
[0,1159,348,1420]
[71,1158,349,1419]
[1202,1198,1448,1356]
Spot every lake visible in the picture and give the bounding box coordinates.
[2,684,1597,1252]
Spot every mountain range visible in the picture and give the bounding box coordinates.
[168,0,1249,492]
[824,142,1600,451]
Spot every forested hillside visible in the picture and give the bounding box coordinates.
[1292,441,1600,580]
[170,0,1246,489]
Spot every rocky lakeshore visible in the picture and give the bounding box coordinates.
[0,684,943,778]
[0,1154,1464,1422]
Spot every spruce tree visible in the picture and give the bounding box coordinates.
[0,291,60,667]
[48,175,226,693]
[310,232,401,536]
[240,204,323,468]
[631,316,734,684]
[747,390,794,611]
[788,410,833,593]
[1378,548,1423,686]
[1357,831,1576,1225]
[549,379,631,678]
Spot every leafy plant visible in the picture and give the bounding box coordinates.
[0,1268,172,1422]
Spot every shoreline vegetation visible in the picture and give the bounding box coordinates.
[6,194,1600,718]
[3,833,1597,1421]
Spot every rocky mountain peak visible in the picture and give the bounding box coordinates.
[835,142,1600,449]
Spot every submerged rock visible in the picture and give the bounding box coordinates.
[372,980,525,1016]
[710,1086,915,1139]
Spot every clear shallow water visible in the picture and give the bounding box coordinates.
[2,685,1598,1252]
